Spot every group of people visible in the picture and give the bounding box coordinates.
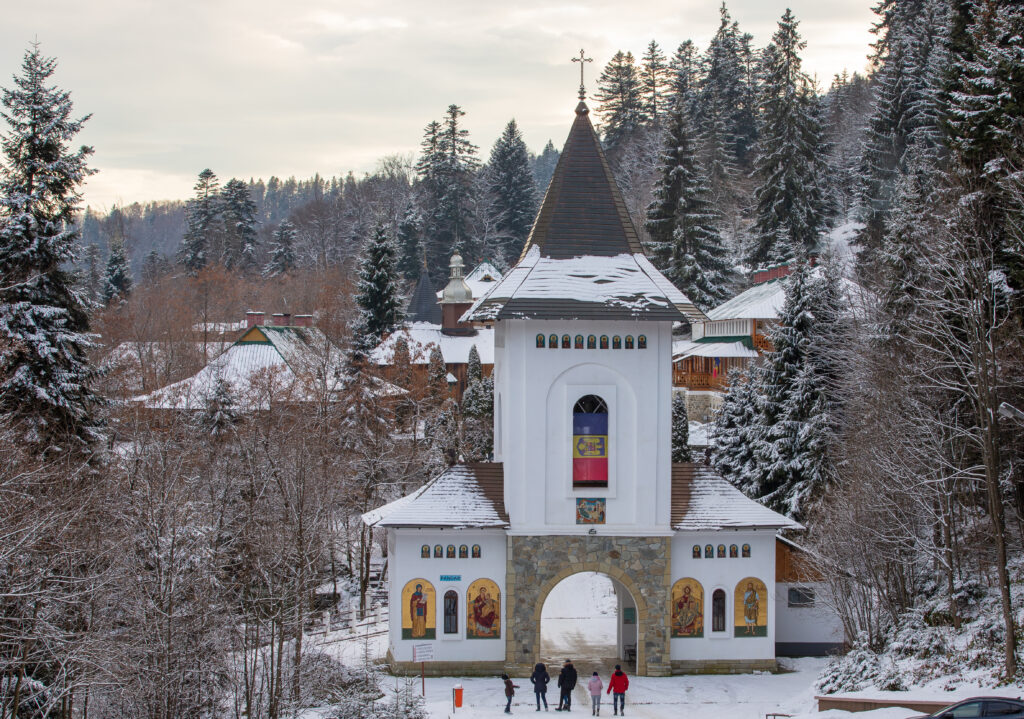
[503,660,629,715]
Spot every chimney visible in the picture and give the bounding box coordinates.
[271,313,285,326]
[294,314,313,327]
[246,311,265,328]
[280,313,291,326]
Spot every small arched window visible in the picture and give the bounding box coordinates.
[704,544,713,559]
[587,335,597,349]
[572,394,609,488]
[600,335,609,349]
[575,334,584,349]
[447,544,456,558]
[549,334,558,349]
[562,334,571,348]
[717,544,726,558]
[625,335,635,349]
[444,590,459,634]
[638,335,647,349]
[612,335,622,349]
[692,545,701,559]
[421,545,430,558]
[434,545,443,558]
[459,545,469,558]
[536,334,545,348]
[712,589,726,632]
[742,544,751,558]
[729,544,738,558]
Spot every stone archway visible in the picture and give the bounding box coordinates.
[505,535,671,676]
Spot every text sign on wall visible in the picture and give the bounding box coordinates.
[440,575,461,582]
[412,643,434,662]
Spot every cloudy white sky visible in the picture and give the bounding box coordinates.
[3,0,875,211]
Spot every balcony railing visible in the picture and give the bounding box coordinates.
[672,370,729,391]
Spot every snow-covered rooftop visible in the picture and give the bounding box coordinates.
[672,340,759,360]
[671,464,802,531]
[463,246,707,324]
[370,323,494,366]
[706,271,866,322]
[437,261,503,302]
[362,463,508,529]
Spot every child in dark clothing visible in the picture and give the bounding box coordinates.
[503,674,520,714]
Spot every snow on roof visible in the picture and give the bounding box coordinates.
[362,464,508,529]
[706,269,866,322]
[436,261,504,302]
[672,464,802,531]
[371,323,494,366]
[192,320,247,333]
[672,340,759,360]
[134,325,347,410]
[463,246,706,324]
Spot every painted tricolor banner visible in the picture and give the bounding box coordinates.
[572,412,608,486]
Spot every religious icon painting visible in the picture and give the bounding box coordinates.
[734,577,768,637]
[549,334,558,349]
[471,544,481,558]
[587,335,597,349]
[600,335,609,349]
[717,544,726,558]
[575,498,606,524]
[459,545,469,559]
[434,545,443,558]
[638,335,647,349]
[671,578,704,638]
[704,544,713,558]
[575,335,584,349]
[401,578,436,640]
[421,545,430,559]
[466,578,501,639]
[742,544,751,558]
[536,334,545,348]
[692,545,701,559]
[625,335,635,349]
[612,335,621,349]
[562,334,571,348]
[446,545,456,558]
[730,544,739,558]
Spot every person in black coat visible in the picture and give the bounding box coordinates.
[530,662,550,711]
[555,659,577,712]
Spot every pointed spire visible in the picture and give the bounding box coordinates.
[517,100,645,261]
[407,270,442,324]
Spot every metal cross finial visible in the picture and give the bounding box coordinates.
[571,48,593,100]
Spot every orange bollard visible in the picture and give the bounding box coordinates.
[453,684,463,709]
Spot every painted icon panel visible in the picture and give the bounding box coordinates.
[575,497,606,524]
[671,578,704,638]
[420,544,430,558]
[459,545,468,558]
[466,578,501,639]
[401,578,436,640]
[734,577,768,637]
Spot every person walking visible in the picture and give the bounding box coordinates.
[587,671,603,716]
[555,659,577,712]
[503,674,520,714]
[606,664,629,716]
[530,662,550,711]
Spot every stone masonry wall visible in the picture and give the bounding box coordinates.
[505,535,672,677]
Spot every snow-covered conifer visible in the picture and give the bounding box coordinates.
[0,44,101,448]
[199,377,238,437]
[640,40,670,126]
[487,119,537,265]
[710,369,757,483]
[179,169,221,274]
[671,392,692,462]
[395,204,423,282]
[532,139,559,194]
[595,51,643,149]
[263,219,297,278]
[461,345,494,461]
[351,225,405,360]
[80,242,103,302]
[102,239,132,304]
[221,178,259,272]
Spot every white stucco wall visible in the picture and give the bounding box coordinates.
[669,531,777,661]
[494,319,675,535]
[388,528,507,663]
[775,582,846,651]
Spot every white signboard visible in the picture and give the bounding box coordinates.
[412,643,434,662]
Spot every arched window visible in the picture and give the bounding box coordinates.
[717,544,726,558]
[742,544,751,558]
[638,334,647,349]
[562,334,571,348]
[549,334,558,349]
[600,335,609,349]
[572,395,609,488]
[536,334,545,348]
[421,545,430,558]
[444,590,459,634]
[692,545,701,559]
[574,334,584,349]
[447,544,456,558]
[729,544,738,558]
[704,544,713,558]
[712,589,726,632]
[459,545,469,558]
[625,335,635,349]
[434,544,443,558]
[612,335,622,349]
[587,335,597,349]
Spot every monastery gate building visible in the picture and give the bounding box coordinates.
[364,98,844,677]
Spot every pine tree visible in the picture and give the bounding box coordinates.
[221,177,259,272]
[669,40,699,115]
[646,99,736,311]
[427,344,448,405]
[102,239,132,304]
[487,119,538,265]
[749,10,829,268]
[531,140,560,195]
[141,250,170,283]
[263,219,297,278]
[351,225,405,359]
[81,242,103,302]
[699,3,757,166]
[179,168,221,275]
[640,40,670,126]
[595,51,643,149]
[395,203,423,282]
[671,392,692,462]
[199,377,238,437]
[0,44,102,448]
[711,369,757,482]
[461,344,494,461]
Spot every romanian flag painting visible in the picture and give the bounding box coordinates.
[573,412,608,487]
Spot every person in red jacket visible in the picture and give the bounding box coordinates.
[606,664,629,716]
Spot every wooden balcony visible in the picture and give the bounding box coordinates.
[753,333,774,353]
[672,370,729,392]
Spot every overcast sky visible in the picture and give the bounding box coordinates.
[3,0,875,211]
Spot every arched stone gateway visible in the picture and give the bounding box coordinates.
[505,535,672,676]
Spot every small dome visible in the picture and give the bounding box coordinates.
[442,253,473,303]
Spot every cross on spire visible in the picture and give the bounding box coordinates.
[571,48,593,101]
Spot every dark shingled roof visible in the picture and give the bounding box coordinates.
[519,101,645,260]
[406,272,442,325]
